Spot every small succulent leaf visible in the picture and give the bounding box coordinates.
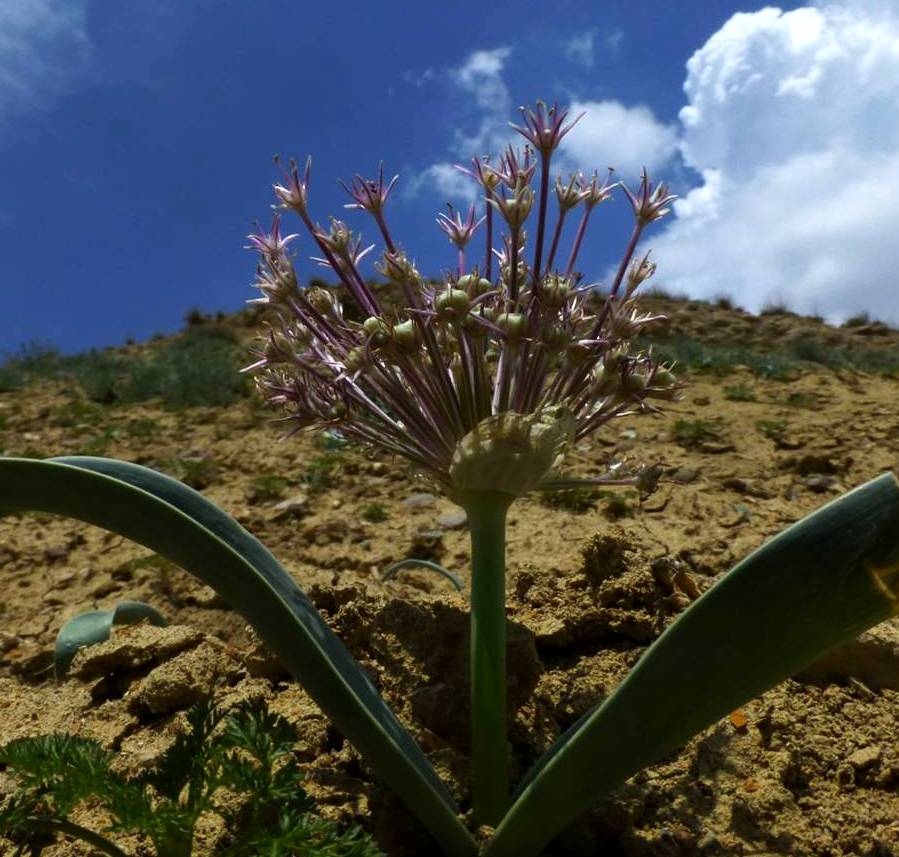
[0,457,476,857]
[486,472,899,857]
[382,558,464,592]
[54,601,166,679]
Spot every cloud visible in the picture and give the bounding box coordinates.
[563,29,624,68]
[559,100,679,179]
[410,47,517,198]
[405,163,480,205]
[450,47,513,112]
[0,0,92,127]
[564,32,596,68]
[650,1,899,324]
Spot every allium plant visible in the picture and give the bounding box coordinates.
[1,101,898,857]
[245,101,677,828]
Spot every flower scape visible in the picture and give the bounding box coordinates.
[245,101,677,505]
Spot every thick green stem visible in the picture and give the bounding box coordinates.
[464,491,513,828]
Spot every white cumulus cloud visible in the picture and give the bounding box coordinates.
[559,100,679,180]
[650,1,899,324]
[0,0,92,129]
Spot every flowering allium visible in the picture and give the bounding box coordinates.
[246,101,677,505]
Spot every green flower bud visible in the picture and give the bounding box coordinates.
[653,366,677,387]
[541,324,570,353]
[539,274,574,310]
[363,315,389,342]
[591,365,619,397]
[327,401,348,420]
[622,371,647,394]
[457,274,493,296]
[496,312,529,341]
[344,346,369,374]
[434,288,471,320]
[390,319,419,351]
[307,287,339,317]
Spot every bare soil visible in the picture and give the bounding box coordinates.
[1,301,899,856]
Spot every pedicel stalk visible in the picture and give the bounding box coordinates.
[1,101,898,857]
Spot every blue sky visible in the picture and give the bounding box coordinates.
[5,0,897,356]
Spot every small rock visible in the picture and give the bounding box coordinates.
[670,466,699,484]
[402,492,437,508]
[0,631,21,653]
[619,428,638,440]
[774,436,805,450]
[43,545,69,561]
[847,746,882,770]
[272,493,309,518]
[805,474,836,493]
[802,621,899,690]
[70,624,204,680]
[699,441,736,455]
[436,509,468,530]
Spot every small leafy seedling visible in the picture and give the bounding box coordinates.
[0,698,384,857]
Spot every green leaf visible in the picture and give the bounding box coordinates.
[486,472,899,857]
[54,601,166,678]
[0,457,476,857]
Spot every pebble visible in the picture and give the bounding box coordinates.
[402,492,437,508]
[272,493,309,517]
[847,746,881,770]
[805,474,836,493]
[436,509,468,530]
[699,441,736,454]
[0,631,20,653]
[670,466,699,484]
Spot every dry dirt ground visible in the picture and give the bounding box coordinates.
[1,300,899,856]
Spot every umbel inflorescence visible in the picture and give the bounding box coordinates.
[245,101,677,503]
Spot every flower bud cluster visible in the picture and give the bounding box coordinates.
[246,101,679,497]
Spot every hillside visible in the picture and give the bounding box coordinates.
[1,294,898,856]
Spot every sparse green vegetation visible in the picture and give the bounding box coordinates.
[301,453,341,494]
[249,474,290,504]
[756,418,788,443]
[672,418,721,448]
[0,697,384,857]
[599,490,636,520]
[361,501,389,522]
[0,327,250,410]
[723,383,757,402]
[539,487,599,513]
[168,455,219,490]
[842,312,870,328]
[123,418,161,442]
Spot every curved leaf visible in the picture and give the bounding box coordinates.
[54,601,166,678]
[0,457,476,857]
[486,472,899,857]
[383,559,464,592]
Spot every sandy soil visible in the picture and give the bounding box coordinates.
[1,302,899,856]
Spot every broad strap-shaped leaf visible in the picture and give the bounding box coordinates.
[55,601,166,678]
[0,457,476,857]
[486,472,899,857]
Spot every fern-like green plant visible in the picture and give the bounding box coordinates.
[0,698,383,857]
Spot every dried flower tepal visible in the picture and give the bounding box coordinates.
[246,101,676,505]
[3,100,898,857]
